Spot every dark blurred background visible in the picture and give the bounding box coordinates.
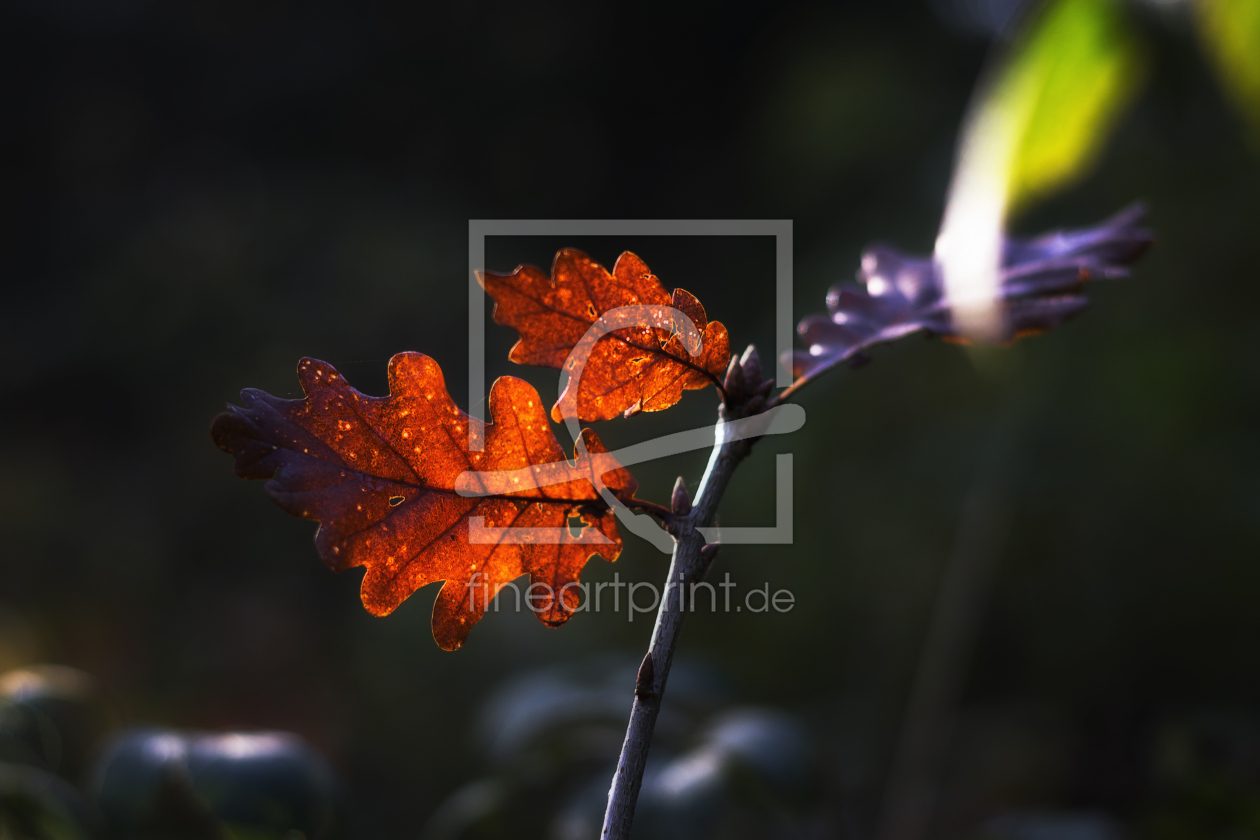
[2,0,1258,837]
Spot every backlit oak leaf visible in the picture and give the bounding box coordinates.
[211,352,637,651]
[791,205,1152,379]
[480,249,730,422]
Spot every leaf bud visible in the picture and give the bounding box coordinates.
[671,476,692,515]
[723,356,746,401]
[739,344,762,386]
[635,652,655,701]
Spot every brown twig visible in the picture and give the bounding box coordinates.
[600,404,754,839]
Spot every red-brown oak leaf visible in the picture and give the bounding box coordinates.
[480,249,730,422]
[211,352,637,651]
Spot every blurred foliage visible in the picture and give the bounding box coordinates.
[0,666,111,785]
[92,729,345,840]
[1196,0,1260,143]
[421,657,820,840]
[0,664,343,840]
[981,0,1144,216]
[0,763,93,840]
[972,811,1122,840]
[0,667,103,840]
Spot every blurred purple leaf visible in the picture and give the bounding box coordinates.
[790,204,1152,381]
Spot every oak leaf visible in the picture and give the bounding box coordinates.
[211,352,637,651]
[480,249,730,422]
[791,205,1152,380]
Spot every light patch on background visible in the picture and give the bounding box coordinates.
[936,98,1015,342]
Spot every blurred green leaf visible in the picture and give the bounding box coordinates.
[988,0,1145,214]
[935,0,1144,340]
[1197,0,1260,143]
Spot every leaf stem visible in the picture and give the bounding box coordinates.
[620,497,676,522]
[600,405,753,839]
[767,358,845,408]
